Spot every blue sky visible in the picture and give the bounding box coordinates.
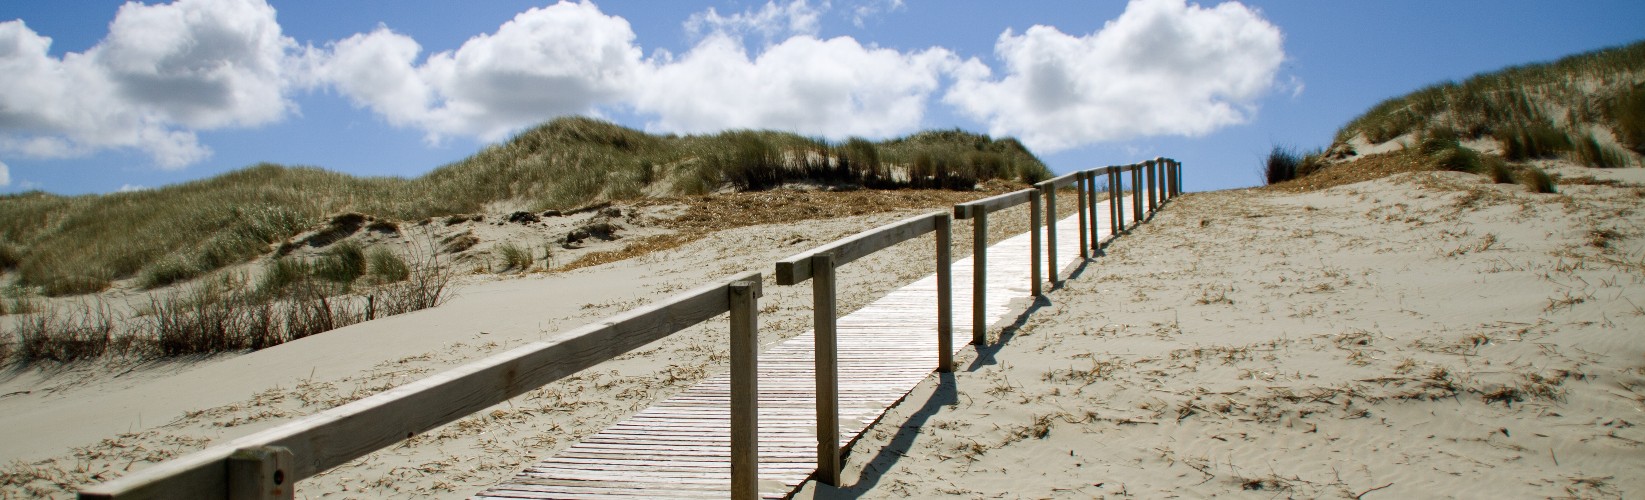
[1,0,1641,196]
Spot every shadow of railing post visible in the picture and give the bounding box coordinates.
[774,211,953,486]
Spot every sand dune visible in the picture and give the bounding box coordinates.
[6,161,1641,498]
[798,163,1645,498]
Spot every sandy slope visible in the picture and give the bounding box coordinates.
[0,189,1072,498]
[793,164,1645,499]
[10,162,1642,498]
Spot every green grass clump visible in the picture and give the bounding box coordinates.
[140,257,203,290]
[367,248,410,283]
[0,117,1050,297]
[1520,166,1558,193]
[257,257,312,297]
[1571,131,1633,168]
[1263,146,1301,185]
[1482,156,1515,184]
[1419,134,1484,173]
[1612,84,1645,154]
[1495,122,1572,160]
[312,241,367,286]
[496,242,533,272]
[0,242,19,270]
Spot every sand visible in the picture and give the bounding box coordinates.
[797,162,1645,498]
[5,160,1641,498]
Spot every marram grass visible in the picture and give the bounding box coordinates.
[0,117,1049,296]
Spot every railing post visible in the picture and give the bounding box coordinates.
[935,214,953,373]
[1085,171,1099,252]
[1040,183,1057,285]
[1146,160,1157,213]
[228,446,294,500]
[810,253,840,486]
[1175,160,1183,197]
[1174,160,1180,197]
[1164,160,1174,201]
[1109,169,1120,236]
[1132,165,1143,223]
[1158,159,1171,208]
[1075,173,1088,259]
[729,280,759,500]
[971,209,987,346]
[1029,189,1042,297]
[1166,159,1174,201]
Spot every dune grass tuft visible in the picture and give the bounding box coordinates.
[1520,166,1558,194]
[1264,146,1301,185]
[1,246,455,364]
[312,241,367,287]
[1571,131,1633,168]
[0,118,1049,296]
[367,248,410,283]
[496,242,533,272]
[1331,40,1644,178]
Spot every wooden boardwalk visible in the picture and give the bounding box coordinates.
[477,197,1132,499]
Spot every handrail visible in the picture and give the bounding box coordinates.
[773,211,952,487]
[79,157,1186,500]
[81,271,765,500]
[952,188,1035,219]
[776,211,946,285]
[1041,170,1083,189]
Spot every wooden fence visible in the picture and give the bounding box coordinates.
[772,211,953,486]
[79,272,765,500]
[79,159,1182,499]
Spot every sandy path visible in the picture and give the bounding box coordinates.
[798,167,1645,498]
[481,193,1122,498]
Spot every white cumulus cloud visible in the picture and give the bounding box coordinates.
[0,0,296,169]
[0,159,10,187]
[635,0,965,139]
[945,0,1286,152]
[635,33,963,139]
[311,0,965,143]
[308,1,645,142]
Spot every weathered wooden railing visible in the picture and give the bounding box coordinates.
[959,159,1182,347]
[81,157,1184,499]
[773,211,953,486]
[79,272,765,500]
[954,188,1040,346]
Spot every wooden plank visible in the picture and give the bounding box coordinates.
[1041,170,1081,189]
[80,271,762,500]
[1076,173,1088,260]
[1041,183,1058,285]
[953,188,1033,220]
[728,280,758,500]
[1132,164,1143,222]
[774,212,940,285]
[935,213,952,373]
[971,210,988,345]
[810,253,840,486]
[1030,189,1042,297]
[1154,160,1162,209]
